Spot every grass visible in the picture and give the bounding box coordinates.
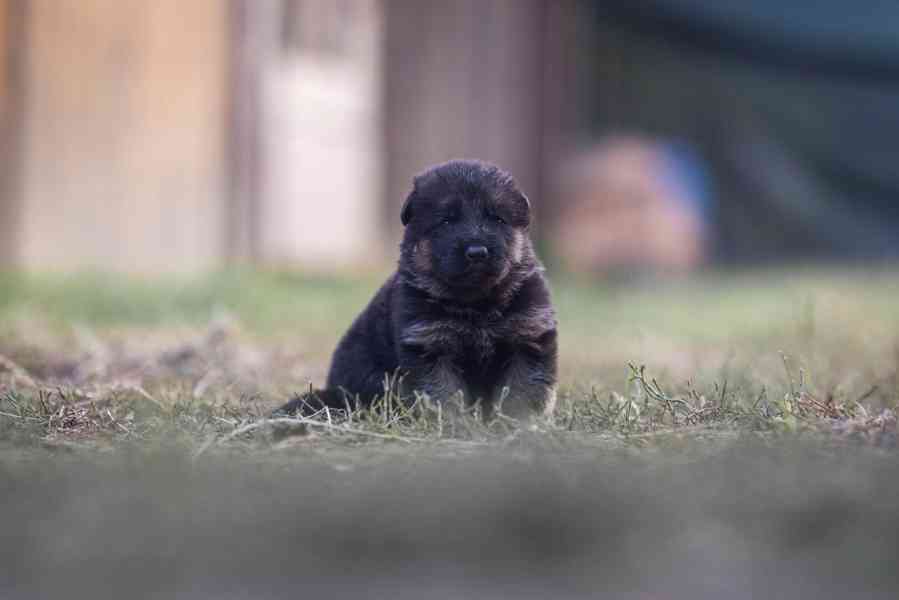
[0,269,379,340]
[3,266,899,598]
[1,266,897,455]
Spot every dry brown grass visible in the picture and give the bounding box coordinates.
[1,268,897,456]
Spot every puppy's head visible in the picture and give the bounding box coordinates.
[399,160,535,301]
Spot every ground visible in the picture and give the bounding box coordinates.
[2,268,898,598]
[1,267,896,452]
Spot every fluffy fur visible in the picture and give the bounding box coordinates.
[276,160,558,418]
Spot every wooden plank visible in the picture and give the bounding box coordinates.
[383,0,546,240]
[225,0,269,263]
[0,0,26,265]
[0,1,6,119]
[18,0,228,272]
[254,0,385,269]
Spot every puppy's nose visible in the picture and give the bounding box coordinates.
[465,245,489,262]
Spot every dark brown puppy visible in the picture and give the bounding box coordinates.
[277,160,557,418]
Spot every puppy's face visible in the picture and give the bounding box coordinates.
[400,161,532,297]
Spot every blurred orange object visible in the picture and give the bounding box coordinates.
[549,136,709,276]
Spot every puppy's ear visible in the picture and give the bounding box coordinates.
[401,190,415,226]
[512,192,531,227]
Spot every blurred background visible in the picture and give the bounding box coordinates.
[3,0,898,277]
[3,8,899,598]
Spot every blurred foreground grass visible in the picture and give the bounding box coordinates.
[1,267,897,454]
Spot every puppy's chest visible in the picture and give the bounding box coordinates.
[401,303,556,365]
[401,312,509,363]
[458,321,499,364]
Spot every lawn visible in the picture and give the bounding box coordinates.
[2,267,898,598]
[1,267,897,452]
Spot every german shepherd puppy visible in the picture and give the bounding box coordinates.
[277,160,557,419]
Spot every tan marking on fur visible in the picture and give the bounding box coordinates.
[510,230,525,264]
[401,321,443,347]
[493,357,557,418]
[401,320,464,352]
[404,356,468,404]
[542,388,558,417]
[503,306,557,342]
[413,239,432,273]
[424,357,467,400]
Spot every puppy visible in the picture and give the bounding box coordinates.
[277,160,558,419]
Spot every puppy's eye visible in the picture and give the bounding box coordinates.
[492,214,507,225]
[436,215,456,229]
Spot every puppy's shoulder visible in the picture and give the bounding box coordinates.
[507,270,554,314]
[500,272,557,344]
